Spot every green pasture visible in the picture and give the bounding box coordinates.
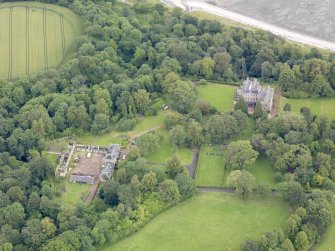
[313,223,335,251]
[281,97,335,119]
[76,111,167,147]
[197,83,237,112]
[0,2,83,80]
[106,193,289,251]
[145,128,193,165]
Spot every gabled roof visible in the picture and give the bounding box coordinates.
[70,174,94,184]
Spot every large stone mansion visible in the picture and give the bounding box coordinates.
[236,78,274,112]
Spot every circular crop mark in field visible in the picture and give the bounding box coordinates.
[0,2,83,80]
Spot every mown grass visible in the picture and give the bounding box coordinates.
[47,139,68,152]
[195,145,226,187]
[145,128,193,165]
[0,2,83,80]
[197,83,237,112]
[312,223,335,251]
[281,97,335,119]
[196,146,275,188]
[57,180,91,206]
[105,192,289,251]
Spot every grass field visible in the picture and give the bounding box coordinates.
[0,2,83,80]
[281,97,335,119]
[312,223,335,251]
[106,193,289,251]
[197,83,237,112]
[145,128,193,165]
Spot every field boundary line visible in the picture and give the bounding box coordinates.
[26,6,29,75]
[43,8,48,69]
[8,7,12,80]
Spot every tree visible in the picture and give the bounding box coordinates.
[136,132,161,156]
[158,179,181,205]
[164,112,182,130]
[206,114,239,143]
[186,120,204,147]
[227,170,255,198]
[100,180,120,207]
[140,171,157,193]
[91,113,109,134]
[169,125,186,147]
[294,231,309,251]
[226,141,258,170]
[2,202,25,228]
[165,80,197,114]
[281,239,295,251]
[134,89,150,114]
[22,218,56,249]
[29,156,54,186]
[235,97,248,113]
[242,240,259,251]
[283,103,291,111]
[166,155,186,178]
[175,173,196,198]
[253,102,267,119]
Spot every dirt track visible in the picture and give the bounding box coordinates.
[161,0,335,51]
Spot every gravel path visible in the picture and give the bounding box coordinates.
[161,0,335,51]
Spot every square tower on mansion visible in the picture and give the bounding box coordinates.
[236,78,274,112]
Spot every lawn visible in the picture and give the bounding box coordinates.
[196,145,275,188]
[57,180,91,206]
[197,83,237,112]
[47,139,68,152]
[75,111,167,147]
[105,192,289,251]
[195,145,226,187]
[225,118,256,143]
[248,157,276,187]
[145,128,193,165]
[312,223,335,251]
[42,152,58,168]
[0,2,83,80]
[281,97,335,119]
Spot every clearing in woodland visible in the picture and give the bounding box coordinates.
[0,2,83,80]
[106,192,289,251]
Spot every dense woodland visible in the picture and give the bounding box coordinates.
[0,0,335,250]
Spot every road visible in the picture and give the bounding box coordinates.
[161,0,335,51]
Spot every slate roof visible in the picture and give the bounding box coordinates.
[100,144,121,181]
[70,174,94,184]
